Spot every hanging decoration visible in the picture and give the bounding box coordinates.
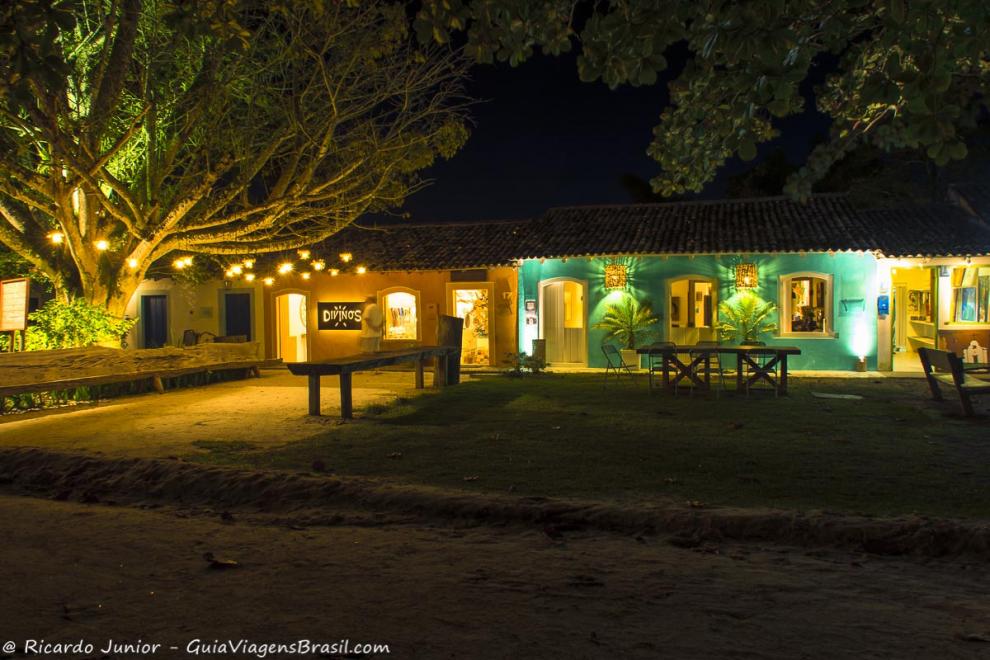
[735,262,758,290]
[604,263,627,290]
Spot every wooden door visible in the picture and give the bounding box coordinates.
[543,281,585,364]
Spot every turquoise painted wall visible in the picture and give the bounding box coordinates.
[518,253,879,371]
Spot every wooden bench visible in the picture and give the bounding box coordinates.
[918,347,990,416]
[286,346,459,419]
[0,361,263,412]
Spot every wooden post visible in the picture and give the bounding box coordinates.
[437,315,463,385]
[308,374,321,416]
[415,357,425,389]
[152,375,165,394]
[434,352,447,388]
[339,371,353,419]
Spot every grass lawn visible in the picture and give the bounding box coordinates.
[188,373,990,519]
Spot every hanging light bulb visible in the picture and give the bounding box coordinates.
[355,265,367,274]
[175,258,188,270]
[243,259,254,269]
[127,258,139,270]
[244,273,256,282]
[182,256,193,267]
[339,252,352,263]
[278,262,294,274]
[329,268,339,277]
[230,264,243,276]
[301,271,311,280]
[312,260,325,271]
[263,277,275,286]
[298,249,311,260]
[94,239,109,251]
[48,232,64,245]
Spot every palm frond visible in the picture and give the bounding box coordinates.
[592,297,660,349]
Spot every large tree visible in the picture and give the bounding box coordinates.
[416,0,989,199]
[0,0,468,313]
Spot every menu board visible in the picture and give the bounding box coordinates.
[0,278,30,331]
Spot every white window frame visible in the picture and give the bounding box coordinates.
[778,271,835,338]
[378,286,422,342]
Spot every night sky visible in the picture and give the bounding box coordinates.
[392,51,833,224]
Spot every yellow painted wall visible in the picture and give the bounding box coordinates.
[263,267,518,364]
[124,278,264,351]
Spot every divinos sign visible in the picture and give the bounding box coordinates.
[317,302,363,330]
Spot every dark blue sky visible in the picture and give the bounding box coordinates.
[391,52,831,224]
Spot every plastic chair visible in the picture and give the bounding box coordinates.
[602,344,635,387]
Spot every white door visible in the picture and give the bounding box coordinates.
[542,280,585,364]
[275,293,308,362]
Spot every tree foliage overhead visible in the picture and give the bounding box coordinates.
[417,0,990,199]
[0,0,469,313]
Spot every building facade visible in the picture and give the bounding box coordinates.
[124,190,990,372]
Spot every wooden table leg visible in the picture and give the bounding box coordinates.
[339,372,353,419]
[308,374,321,416]
[736,354,744,391]
[779,354,788,395]
[415,358,425,389]
[918,349,944,401]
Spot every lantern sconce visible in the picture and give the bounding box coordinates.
[604,263,628,290]
[735,262,758,290]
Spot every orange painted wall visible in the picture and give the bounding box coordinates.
[263,267,518,363]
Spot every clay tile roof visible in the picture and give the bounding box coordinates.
[318,194,990,270]
[318,219,528,271]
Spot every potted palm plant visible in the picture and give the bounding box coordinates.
[715,291,778,343]
[593,296,660,369]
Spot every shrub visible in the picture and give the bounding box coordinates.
[505,352,548,376]
[715,291,778,343]
[592,296,660,349]
[26,298,137,350]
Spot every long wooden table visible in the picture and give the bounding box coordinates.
[286,346,459,419]
[637,344,802,395]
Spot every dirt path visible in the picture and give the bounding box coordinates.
[0,369,431,456]
[1,494,989,659]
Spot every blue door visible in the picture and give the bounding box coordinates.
[224,293,252,341]
[141,295,168,348]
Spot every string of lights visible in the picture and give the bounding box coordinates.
[46,230,368,284]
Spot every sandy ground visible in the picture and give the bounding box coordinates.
[1,494,989,659]
[0,369,433,456]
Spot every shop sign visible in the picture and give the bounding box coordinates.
[317,302,363,330]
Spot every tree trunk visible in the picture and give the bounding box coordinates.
[65,275,142,319]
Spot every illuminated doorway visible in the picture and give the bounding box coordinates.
[275,292,308,362]
[891,266,935,372]
[447,283,494,366]
[540,278,587,365]
[668,276,716,345]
